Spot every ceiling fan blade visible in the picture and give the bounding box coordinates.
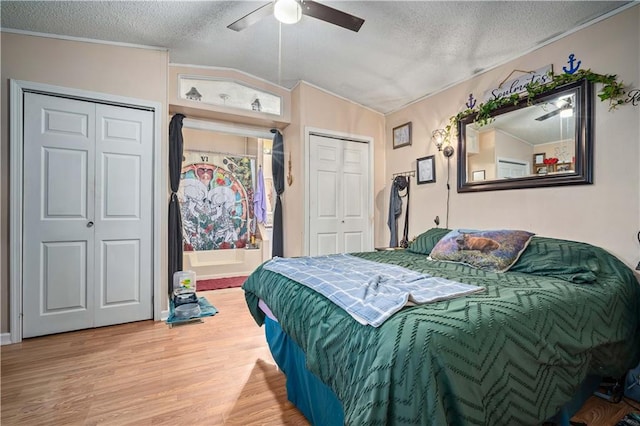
[227,2,274,32]
[301,0,365,32]
[535,108,561,121]
[535,102,572,121]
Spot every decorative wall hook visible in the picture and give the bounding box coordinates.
[465,93,476,109]
[563,53,582,75]
[287,152,293,186]
[392,170,415,180]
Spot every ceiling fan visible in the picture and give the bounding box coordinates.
[227,0,365,32]
[535,98,573,121]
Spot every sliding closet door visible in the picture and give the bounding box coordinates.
[309,134,370,256]
[22,93,153,338]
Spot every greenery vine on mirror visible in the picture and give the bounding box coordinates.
[444,69,627,143]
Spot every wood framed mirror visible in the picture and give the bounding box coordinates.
[457,78,594,192]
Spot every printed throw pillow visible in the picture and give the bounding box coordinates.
[429,229,535,273]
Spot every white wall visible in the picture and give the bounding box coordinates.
[385,6,640,269]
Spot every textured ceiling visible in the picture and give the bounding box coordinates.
[1,1,633,114]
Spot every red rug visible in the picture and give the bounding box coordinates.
[197,276,247,291]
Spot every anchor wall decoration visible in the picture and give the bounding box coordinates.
[465,94,476,109]
[563,53,582,74]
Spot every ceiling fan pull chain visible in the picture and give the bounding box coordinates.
[278,22,282,86]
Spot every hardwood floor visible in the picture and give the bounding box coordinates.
[1,288,307,425]
[1,287,637,425]
[573,397,638,426]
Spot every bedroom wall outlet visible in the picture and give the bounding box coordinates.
[434,216,440,226]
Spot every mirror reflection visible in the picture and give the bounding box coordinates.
[466,93,575,182]
[457,79,593,192]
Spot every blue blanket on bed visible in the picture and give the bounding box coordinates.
[263,253,483,327]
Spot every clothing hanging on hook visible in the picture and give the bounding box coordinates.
[254,159,267,224]
[388,175,410,247]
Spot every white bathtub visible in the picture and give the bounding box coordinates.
[183,246,264,280]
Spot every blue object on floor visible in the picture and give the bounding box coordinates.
[625,362,640,402]
[265,317,344,426]
[166,296,218,325]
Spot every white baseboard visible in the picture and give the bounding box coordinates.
[1,315,171,344]
[1,332,13,345]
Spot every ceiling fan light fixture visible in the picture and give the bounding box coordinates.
[274,0,302,24]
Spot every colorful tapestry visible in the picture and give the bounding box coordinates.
[179,151,254,250]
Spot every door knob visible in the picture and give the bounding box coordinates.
[87,221,94,228]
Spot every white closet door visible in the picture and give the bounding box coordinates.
[309,134,370,256]
[22,93,153,338]
[23,93,96,337]
[93,104,153,327]
[340,140,370,253]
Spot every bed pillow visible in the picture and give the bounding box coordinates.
[509,236,600,283]
[429,229,534,272]
[407,228,451,255]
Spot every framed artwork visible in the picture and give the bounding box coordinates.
[417,155,435,184]
[472,170,486,181]
[556,163,572,172]
[534,153,545,164]
[536,166,549,175]
[393,122,412,149]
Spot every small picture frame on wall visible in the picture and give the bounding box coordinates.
[472,170,485,181]
[393,122,412,149]
[534,153,545,165]
[417,155,435,184]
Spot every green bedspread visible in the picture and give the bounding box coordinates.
[243,244,640,425]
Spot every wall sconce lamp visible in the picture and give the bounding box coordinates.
[432,129,454,157]
[274,0,302,24]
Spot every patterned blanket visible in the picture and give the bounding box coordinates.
[263,254,483,327]
[244,247,640,425]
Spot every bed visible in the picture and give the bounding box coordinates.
[242,228,640,425]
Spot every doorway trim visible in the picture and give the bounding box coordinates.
[303,127,374,256]
[9,79,163,343]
